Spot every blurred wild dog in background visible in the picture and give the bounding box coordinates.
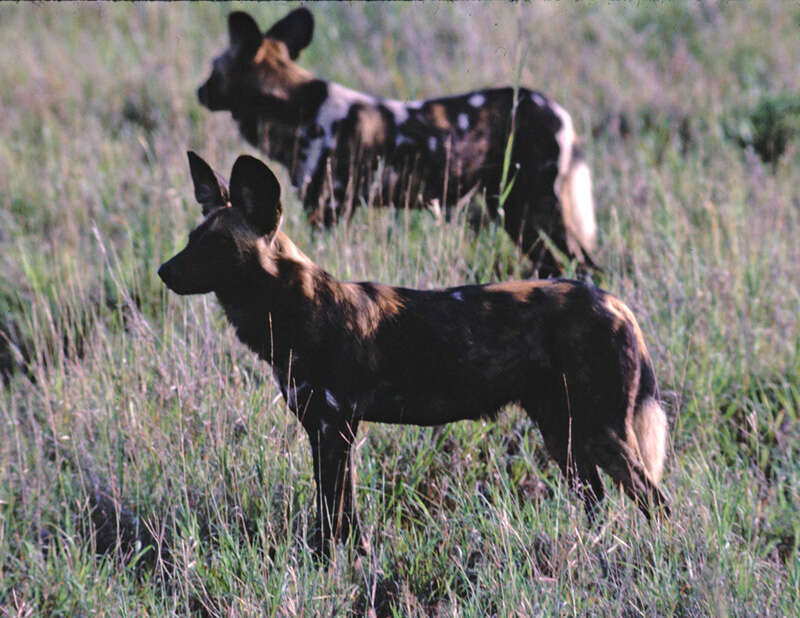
[158,152,667,561]
[197,8,598,276]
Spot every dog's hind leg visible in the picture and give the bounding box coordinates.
[546,436,606,522]
[573,456,605,524]
[588,430,669,520]
[525,400,605,521]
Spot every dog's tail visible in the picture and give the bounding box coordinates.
[549,101,598,267]
[559,143,599,268]
[632,359,668,485]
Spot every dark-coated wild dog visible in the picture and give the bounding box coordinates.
[159,152,668,560]
[197,8,597,276]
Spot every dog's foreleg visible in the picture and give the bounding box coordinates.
[302,402,362,562]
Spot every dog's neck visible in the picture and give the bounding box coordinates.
[235,78,330,175]
[213,231,326,368]
[214,230,406,380]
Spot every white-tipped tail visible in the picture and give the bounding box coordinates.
[564,158,597,253]
[633,397,668,484]
[551,102,597,258]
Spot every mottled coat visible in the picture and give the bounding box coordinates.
[197,9,598,275]
[159,153,668,560]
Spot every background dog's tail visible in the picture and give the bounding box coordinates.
[559,143,598,267]
[632,360,668,485]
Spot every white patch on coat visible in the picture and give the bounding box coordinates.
[320,83,375,125]
[468,93,486,107]
[325,388,340,411]
[451,291,464,301]
[294,83,376,188]
[381,98,410,124]
[531,92,546,106]
[428,136,437,152]
[457,113,469,130]
[295,136,324,188]
[396,132,413,146]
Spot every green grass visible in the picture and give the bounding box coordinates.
[1,2,799,615]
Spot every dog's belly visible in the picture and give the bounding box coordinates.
[359,381,513,426]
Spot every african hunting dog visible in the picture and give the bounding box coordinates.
[197,8,598,276]
[158,152,668,560]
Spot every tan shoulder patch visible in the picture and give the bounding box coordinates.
[372,284,405,317]
[484,280,573,304]
[428,104,451,130]
[356,106,388,150]
[259,231,317,298]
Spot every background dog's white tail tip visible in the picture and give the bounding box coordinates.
[568,159,597,252]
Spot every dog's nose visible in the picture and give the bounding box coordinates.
[157,262,170,284]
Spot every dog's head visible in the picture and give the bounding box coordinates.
[158,152,282,295]
[197,8,315,112]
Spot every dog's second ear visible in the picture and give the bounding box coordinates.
[229,11,263,60]
[265,7,314,60]
[229,155,282,236]
[187,151,230,215]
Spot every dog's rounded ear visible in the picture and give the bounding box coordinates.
[265,7,314,60]
[229,11,263,60]
[229,155,282,236]
[187,151,230,216]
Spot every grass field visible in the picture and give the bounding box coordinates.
[1,2,799,615]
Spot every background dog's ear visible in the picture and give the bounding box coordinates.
[187,151,230,216]
[228,11,263,60]
[265,7,314,60]
[229,155,282,236]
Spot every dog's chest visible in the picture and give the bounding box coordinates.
[271,361,374,421]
